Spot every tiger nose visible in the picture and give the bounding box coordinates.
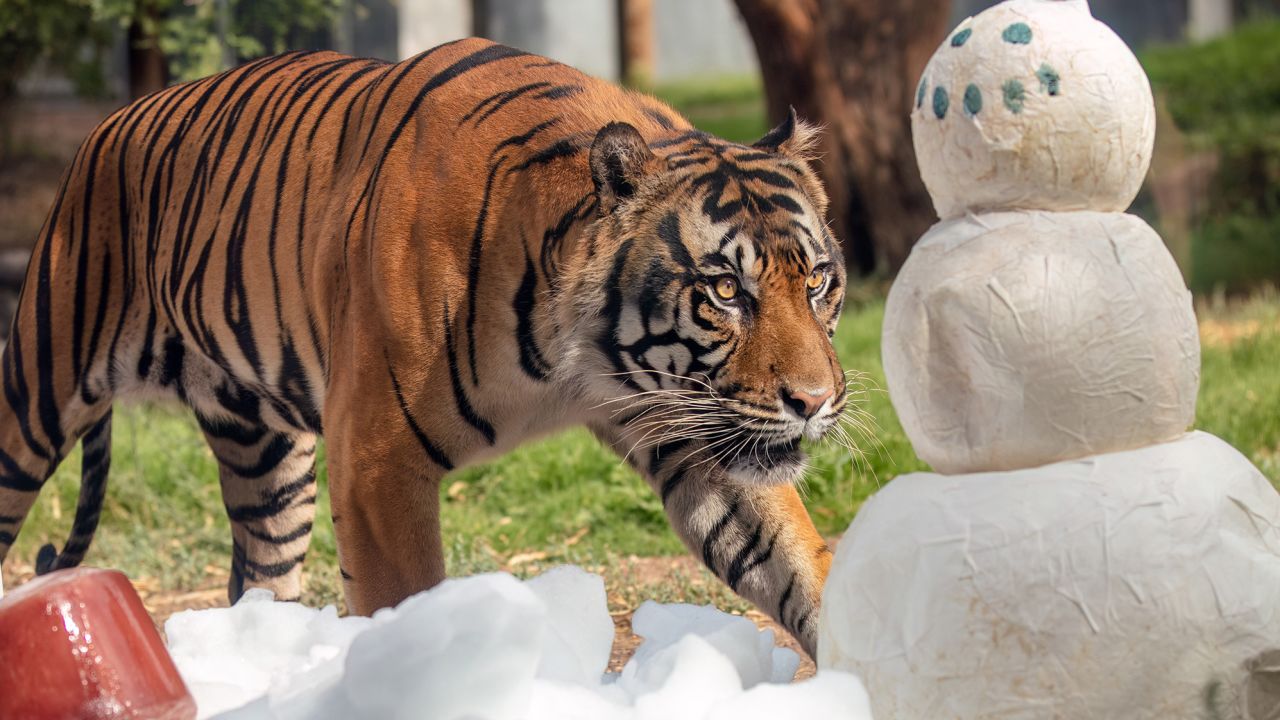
[780,386,834,419]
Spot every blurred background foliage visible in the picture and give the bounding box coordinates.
[0,0,110,103]
[0,0,342,95]
[1143,20,1280,294]
[2,1,1276,293]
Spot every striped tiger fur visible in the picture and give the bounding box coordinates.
[0,38,849,654]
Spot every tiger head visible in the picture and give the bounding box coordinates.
[563,112,848,486]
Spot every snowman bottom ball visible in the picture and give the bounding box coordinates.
[883,210,1200,475]
[818,431,1280,719]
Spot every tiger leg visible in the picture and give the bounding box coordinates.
[594,426,832,656]
[324,404,446,616]
[199,416,318,603]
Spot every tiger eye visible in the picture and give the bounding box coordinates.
[714,276,739,301]
[807,267,826,291]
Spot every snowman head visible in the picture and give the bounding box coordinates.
[911,0,1155,219]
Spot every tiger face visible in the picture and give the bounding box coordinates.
[568,115,848,486]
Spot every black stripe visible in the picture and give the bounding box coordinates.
[33,243,65,454]
[660,468,688,504]
[199,415,268,446]
[240,552,307,580]
[777,574,797,628]
[509,139,580,173]
[3,328,53,461]
[387,356,455,470]
[462,82,552,126]
[726,527,778,590]
[701,497,739,574]
[535,84,582,101]
[443,303,497,443]
[224,434,297,479]
[79,247,112,405]
[462,158,506,386]
[225,468,316,523]
[597,239,643,391]
[656,212,696,268]
[651,130,708,149]
[644,108,677,131]
[159,334,185,390]
[0,447,41,492]
[244,520,314,544]
[492,118,562,157]
[514,255,551,381]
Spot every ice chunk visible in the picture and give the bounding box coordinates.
[708,671,874,720]
[164,568,869,720]
[623,602,799,691]
[630,635,743,719]
[525,679,634,720]
[525,565,614,686]
[339,573,544,720]
[166,589,369,719]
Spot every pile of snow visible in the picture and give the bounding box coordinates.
[165,566,872,720]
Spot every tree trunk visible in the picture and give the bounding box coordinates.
[127,15,169,100]
[617,0,655,88]
[733,0,951,275]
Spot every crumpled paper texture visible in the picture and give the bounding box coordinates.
[818,431,1280,719]
[912,0,1154,219]
[883,210,1199,474]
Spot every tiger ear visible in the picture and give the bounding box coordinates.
[590,122,660,214]
[753,106,821,160]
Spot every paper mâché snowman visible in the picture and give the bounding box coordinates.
[816,2,1280,718]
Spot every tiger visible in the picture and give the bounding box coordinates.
[0,38,850,655]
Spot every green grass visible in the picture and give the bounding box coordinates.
[1195,289,1280,480]
[7,294,1279,605]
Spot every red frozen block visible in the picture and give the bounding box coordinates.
[0,567,196,720]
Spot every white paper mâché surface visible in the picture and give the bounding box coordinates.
[911,0,1155,219]
[882,210,1199,474]
[818,432,1280,719]
[821,1,1280,717]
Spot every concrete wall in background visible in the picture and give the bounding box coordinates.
[399,0,471,58]
[477,0,755,82]
[652,0,758,81]
[483,0,620,79]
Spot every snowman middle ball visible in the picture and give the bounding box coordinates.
[883,210,1199,474]
[911,0,1155,219]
